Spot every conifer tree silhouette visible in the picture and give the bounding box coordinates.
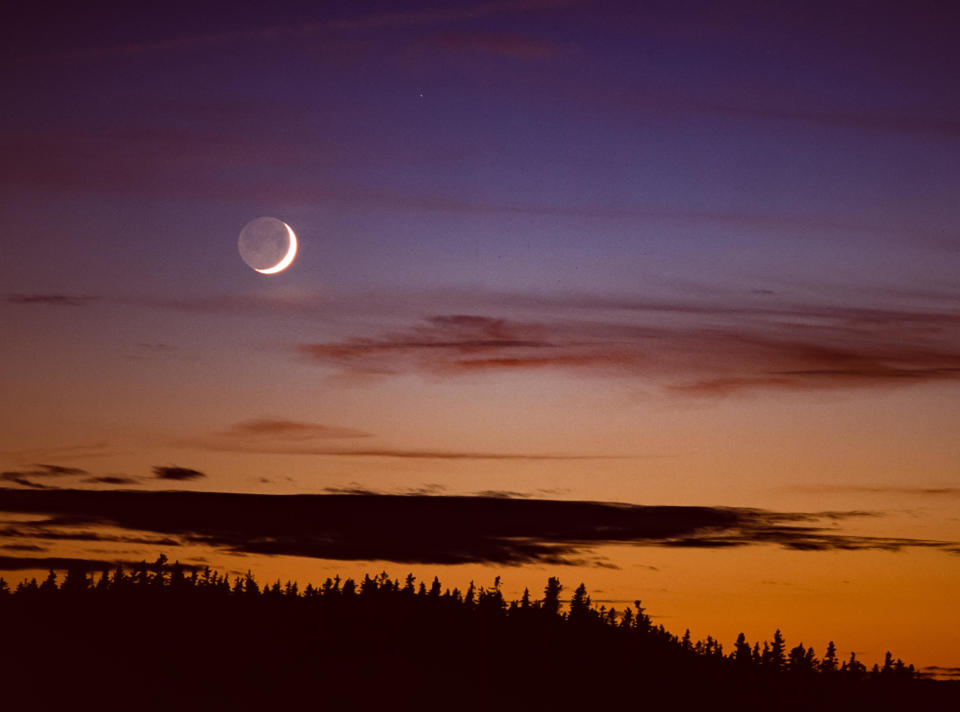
[770,629,787,671]
[734,633,752,665]
[0,556,944,712]
[542,577,562,617]
[568,583,591,623]
[821,641,838,674]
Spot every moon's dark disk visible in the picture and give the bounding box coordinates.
[238,217,296,273]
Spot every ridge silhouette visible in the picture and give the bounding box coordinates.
[0,556,954,711]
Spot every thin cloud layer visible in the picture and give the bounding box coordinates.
[0,555,126,572]
[0,465,146,490]
[0,465,91,490]
[298,301,960,394]
[37,0,571,62]
[920,666,960,679]
[185,417,618,460]
[223,419,371,441]
[788,485,960,498]
[0,488,954,568]
[0,555,202,573]
[5,294,96,307]
[0,442,121,463]
[82,476,141,486]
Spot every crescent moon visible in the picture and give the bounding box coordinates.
[255,222,298,274]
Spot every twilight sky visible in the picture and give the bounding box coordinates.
[2,0,959,676]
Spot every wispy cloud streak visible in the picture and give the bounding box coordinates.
[36,0,572,61]
[5,294,97,307]
[297,299,960,394]
[182,417,620,460]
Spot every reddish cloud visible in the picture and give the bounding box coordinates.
[297,301,960,395]
[222,419,372,441]
[183,416,617,460]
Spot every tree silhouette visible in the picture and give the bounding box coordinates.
[770,629,787,671]
[542,577,562,617]
[734,632,752,666]
[0,557,945,712]
[568,583,591,623]
[821,641,838,674]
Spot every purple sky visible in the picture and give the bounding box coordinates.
[5,0,959,301]
[3,0,960,675]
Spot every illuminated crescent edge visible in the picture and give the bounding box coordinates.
[255,222,298,274]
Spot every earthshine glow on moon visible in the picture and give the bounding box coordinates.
[237,217,298,274]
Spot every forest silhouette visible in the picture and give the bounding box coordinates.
[1,555,955,711]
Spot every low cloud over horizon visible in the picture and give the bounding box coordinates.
[0,488,955,573]
[0,464,209,490]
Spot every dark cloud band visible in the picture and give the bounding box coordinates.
[0,488,954,569]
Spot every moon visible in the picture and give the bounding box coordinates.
[238,217,298,274]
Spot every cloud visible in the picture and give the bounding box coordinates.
[787,485,960,498]
[296,298,960,395]
[0,442,122,463]
[1,465,88,480]
[0,465,145,490]
[429,30,560,58]
[152,466,205,482]
[195,444,620,461]
[324,484,449,496]
[285,448,619,460]
[0,488,954,568]
[33,0,573,62]
[0,555,124,572]
[184,416,620,460]
[0,465,91,489]
[919,666,960,679]
[0,526,180,547]
[5,294,96,306]
[82,476,141,486]
[7,123,952,241]
[0,555,204,573]
[474,490,535,499]
[661,96,960,141]
[33,464,88,476]
[0,478,52,490]
[217,419,372,442]
[321,486,381,496]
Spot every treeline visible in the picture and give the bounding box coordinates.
[0,556,950,711]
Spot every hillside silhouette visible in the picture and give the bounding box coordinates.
[0,556,955,711]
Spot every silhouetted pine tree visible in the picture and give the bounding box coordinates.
[770,629,787,671]
[568,583,591,623]
[0,554,941,712]
[542,577,562,617]
[821,641,838,674]
[734,632,752,666]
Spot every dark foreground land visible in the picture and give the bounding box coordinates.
[1,559,956,711]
